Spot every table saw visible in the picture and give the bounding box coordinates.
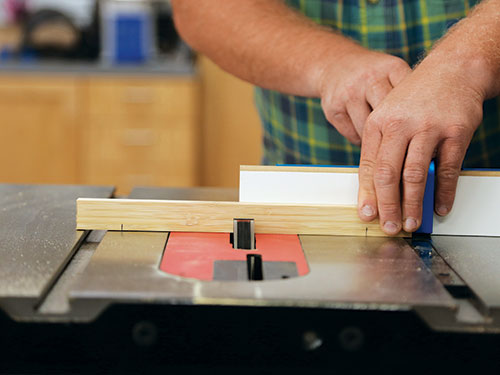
[1,182,500,373]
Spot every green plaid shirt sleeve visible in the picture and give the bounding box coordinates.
[256,0,500,168]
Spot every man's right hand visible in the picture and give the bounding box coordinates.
[319,48,411,145]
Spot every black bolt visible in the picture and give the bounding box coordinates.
[132,320,158,347]
[338,326,364,352]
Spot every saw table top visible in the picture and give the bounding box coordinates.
[0,184,499,333]
[0,184,114,317]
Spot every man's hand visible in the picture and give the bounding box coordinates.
[173,0,412,123]
[173,0,500,233]
[357,57,485,235]
[319,48,411,145]
[356,0,500,236]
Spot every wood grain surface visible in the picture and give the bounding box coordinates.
[241,165,500,177]
[240,165,358,174]
[77,198,406,237]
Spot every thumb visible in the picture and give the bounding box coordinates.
[389,62,412,87]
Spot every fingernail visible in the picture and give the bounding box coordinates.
[361,205,375,217]
[383,221,399,234]
[404,217,418,231]
[437,206,449,216]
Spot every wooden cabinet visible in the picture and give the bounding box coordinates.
[0,76,79,184]
[80,77,200,195]
[0,74,200,194]
[0,58,259,191]
[198,56,262,188]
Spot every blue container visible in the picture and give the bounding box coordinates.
[101,1,156,65]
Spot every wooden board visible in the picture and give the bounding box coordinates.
[240,166,500,237]
[76,198,405,237]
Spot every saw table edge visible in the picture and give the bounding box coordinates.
[76,198,407,237]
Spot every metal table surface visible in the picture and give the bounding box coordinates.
[67,187,456,323]
[432,236,500,314]
[0,184,114,319]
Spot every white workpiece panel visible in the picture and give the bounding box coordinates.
[240,168,500,237]
[434,176,500,237]
[240,170,358,205]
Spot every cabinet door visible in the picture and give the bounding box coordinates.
[0,77,79,184]
[198,56,262,187]
[81,77,200,195]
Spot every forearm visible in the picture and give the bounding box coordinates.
[424,0,500,99]
[172,0,364,97]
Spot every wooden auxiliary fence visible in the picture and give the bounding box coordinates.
[76,198,405,237]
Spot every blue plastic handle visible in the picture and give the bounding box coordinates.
[277,162,436,234]
[415,160,435,234]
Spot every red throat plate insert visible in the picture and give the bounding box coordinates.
[160,232,309,280]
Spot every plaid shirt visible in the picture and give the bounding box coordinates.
[256,0,500,167]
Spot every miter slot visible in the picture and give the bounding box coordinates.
[0,185,114,321]
[410,236,488,319]
[410,236,469,291]
[430,236,499,318]
[230,218,256,250]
